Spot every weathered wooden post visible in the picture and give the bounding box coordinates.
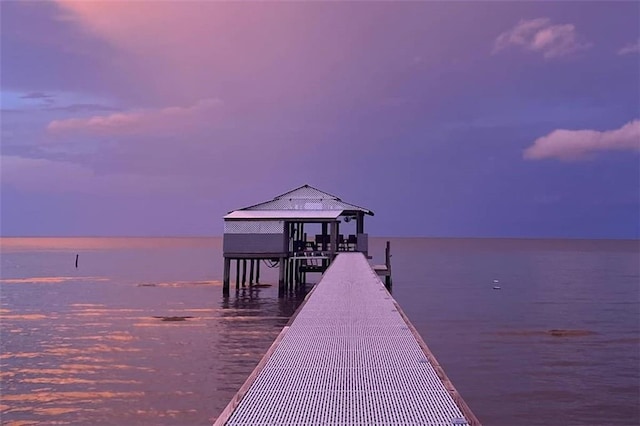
[330,221,338,258]
[321,222,329,268]
[356,211,364,234]
[235,259,240,290]
[241,259,247,287]
[278,257,285,292]
[223,258,231,296]
[288,258,294,287]
[385,241,392,289]
[321,223,328,251]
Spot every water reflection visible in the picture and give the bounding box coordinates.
[1,268,308,425]
[0,237,218,252]
[221,283,309,318]
[0,277,109,285]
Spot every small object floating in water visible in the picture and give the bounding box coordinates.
[493,286,501,290]
[547,329,596,337]
[153,316,194,322]
[493,279,499,283]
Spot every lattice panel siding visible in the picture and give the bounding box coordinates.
[224,253,473,426]
[224,220,284,234]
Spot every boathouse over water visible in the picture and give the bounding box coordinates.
[217,186,477,425]
[222,185,374,295]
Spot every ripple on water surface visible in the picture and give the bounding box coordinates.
[1,270,300,425]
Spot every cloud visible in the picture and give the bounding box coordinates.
[524,120,640,161]
[1,155,186,195]
[48,1,290,103]
[47,103,121,113]
[20,91,55,105]
[20,91,54,100]
[493,18,591,59]
[618,40,640,55]
[48,1,368,106]
[47,98,222,135]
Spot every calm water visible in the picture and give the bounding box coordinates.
[1,237,638,425]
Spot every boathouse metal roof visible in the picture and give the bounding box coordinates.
[224,210,344,220]
[224,184,374,219]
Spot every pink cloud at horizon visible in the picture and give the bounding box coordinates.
[524,120,640,161]
[47,98,222,135]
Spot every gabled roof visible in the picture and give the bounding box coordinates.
[226,184,374,217]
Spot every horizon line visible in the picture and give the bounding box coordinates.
[0,235,638,241]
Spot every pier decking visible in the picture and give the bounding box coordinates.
[215,253,479,425]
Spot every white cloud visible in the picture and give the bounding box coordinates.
[524,120,640,161]
[618,40,640,55]
[493,18,591,59]
[47,98,222,135]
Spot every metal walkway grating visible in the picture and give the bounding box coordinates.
[220,253,477,425]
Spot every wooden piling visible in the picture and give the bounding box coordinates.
[223,258,231,296]
[296,260,300,287]
[290,258,295,287]
[242,259,247,287]
[278,257,285,292]
[330,221,338,257]
[385,241,392,289]
[249,259,254,285]
[321,223,328,251]
[236,259,240,290]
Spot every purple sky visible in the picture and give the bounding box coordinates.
[1,1,639,238]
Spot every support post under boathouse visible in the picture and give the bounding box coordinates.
[222,184,376,296]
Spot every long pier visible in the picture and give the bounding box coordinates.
[215,253,480,425]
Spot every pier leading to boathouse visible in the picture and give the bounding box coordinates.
[217,185,478,425]
[215,252,479,425]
